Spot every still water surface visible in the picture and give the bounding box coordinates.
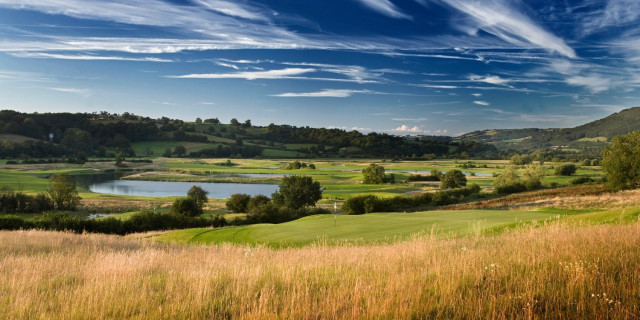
[89,179,278,198]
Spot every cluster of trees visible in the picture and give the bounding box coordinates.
[170,186,209,217]
[0,110,506,160]
[493,164,546,194]
[261,124,496,158]
[0,189,53,213]
[185,145,263,158]
[0,174,81,214]
[440,170,467,189]
[343,184,481,214]
[362,164,395,184]
[280,160,316,170]
[225,176,326,223]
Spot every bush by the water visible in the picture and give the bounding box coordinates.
[440,170,467,189]
[406,174,439,182]
[170,185,209,216]
[226,193,251,213]
[0,211,226,235]
[342,184,481,214]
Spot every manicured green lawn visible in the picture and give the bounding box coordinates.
[153,208,590,247]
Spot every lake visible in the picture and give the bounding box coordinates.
[88,180,279,198]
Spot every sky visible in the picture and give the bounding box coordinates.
[1,0,640,136]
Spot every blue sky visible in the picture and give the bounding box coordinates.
[1,0,639,136]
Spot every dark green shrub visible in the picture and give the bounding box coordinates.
[247,194,270,213]
[170,197,201,217]
[407,174,439,182]
[440,170,467,189]
[343,195,379,215]
[555,164,577,176]
[226,193,251,213]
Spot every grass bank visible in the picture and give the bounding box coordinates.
[1,222,638,319]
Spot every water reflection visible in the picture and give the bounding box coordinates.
[89,180,279,198]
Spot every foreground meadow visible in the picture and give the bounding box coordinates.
[1,222,639,319]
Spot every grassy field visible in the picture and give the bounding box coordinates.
[0,158,607,215]
[1,221,638,319]
[152,208,600,247]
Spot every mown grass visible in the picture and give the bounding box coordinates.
[1,222,638,319]
[130,141,211,156]
[153,208,599,247]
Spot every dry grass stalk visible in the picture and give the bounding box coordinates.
[1,222,639,319]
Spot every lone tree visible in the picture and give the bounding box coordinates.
[187,186,209,209]
[272,175,322,210]
[602,130,640,190]
[173,145,187,157]
[521,163,546,190]
[170,185,209,216]
[440,170,467,189]
[493,165,526,194]
[555,163,577,176]
[362,163,387,184]
[47,174,81,210]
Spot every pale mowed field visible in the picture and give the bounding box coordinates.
[1,222,639,319]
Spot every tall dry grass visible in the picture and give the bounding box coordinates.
[1,223,639,319]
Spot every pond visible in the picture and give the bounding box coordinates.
[88,180,279,198]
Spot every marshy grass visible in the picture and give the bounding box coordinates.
[1,222,639,319]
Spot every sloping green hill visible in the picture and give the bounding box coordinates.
[458,107,640,152]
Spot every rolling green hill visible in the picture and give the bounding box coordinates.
[458,107,640,152]
[0,109,496,160]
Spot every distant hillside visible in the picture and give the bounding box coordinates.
[457,107,640,153]
[0,110,497,160]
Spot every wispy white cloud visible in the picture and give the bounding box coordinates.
[280,62,388,84]
[433,0,576,58]
[486,108,512,114]
[471,93,482,97]
[469,75,510,85]
[566,75,611,93]
[355,0,412,20]
[272,89,371,98]
[415,84,459,89]
[473,101,489,106]
[9,52,172,62]
[581,0,640,36]
[214,61,239,69]
[192,0,269,21]
[48,87,92,97]
[169,68,315,80]
[200,101,216,105]
[0,70,52,82]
